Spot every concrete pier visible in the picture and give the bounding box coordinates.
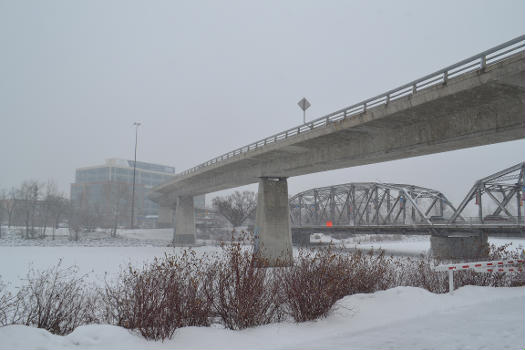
[291,228,312,246]
[157,206,173,228]
[254,177,293,266]
[174,195,196,245]
[430,232,489,260]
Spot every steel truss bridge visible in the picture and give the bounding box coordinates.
[290,163,525,238]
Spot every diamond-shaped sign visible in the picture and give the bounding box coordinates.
[297,97,311,111]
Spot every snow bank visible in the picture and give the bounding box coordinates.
[1,286,523,349]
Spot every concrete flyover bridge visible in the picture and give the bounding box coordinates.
[149,35,525,264]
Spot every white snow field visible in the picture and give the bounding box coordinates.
[0,286,523,349]
[0,228,524,349]
[310,233,525,257]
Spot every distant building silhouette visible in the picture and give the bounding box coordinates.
[71,158,204,228]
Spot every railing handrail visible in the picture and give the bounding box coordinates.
[173,35,525,179]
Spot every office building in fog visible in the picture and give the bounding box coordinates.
[70,158,204,228]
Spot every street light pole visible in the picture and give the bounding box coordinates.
[131,122,141,229]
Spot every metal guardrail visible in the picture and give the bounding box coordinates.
[177,35,525,179]
[433,259,525,294]
[452,216,525,226]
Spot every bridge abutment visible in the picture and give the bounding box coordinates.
[254,177,293,266]
[430,232,489,260]
[291,228,312,246]
[173,195,196,245]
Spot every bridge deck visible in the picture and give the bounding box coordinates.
[150,36,525,206]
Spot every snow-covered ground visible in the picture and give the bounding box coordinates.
[0,228,524,349]
[0,245,224,292]
[310,232,525,256]
[0,227,175,247]
[0,286,523,349]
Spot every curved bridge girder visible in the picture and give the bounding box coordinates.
[290,182,457,227]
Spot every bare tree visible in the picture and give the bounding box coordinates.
[19,181,41,239]
[67,203,83,242]
[212,191,257,228]
[38,181,57,238]
[68,184,104,240]
[5,187,19,228]
[42,181,69,240]
[106,183,131,237]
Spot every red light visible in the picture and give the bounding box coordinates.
[326,221,333,227]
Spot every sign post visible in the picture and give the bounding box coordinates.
[297,97,311,124]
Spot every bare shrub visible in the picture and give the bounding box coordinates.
[343,249,394,294]
[389,243,524,293]
[10,261,98,335]
[0,278,15,326]
[452,243,525,289]
[207,239,284,330]
[102,251,214,340]
[2,241,522,339]
[392,255,449,293]
[279,247,352,322]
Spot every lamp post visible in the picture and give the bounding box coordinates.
[130,121,141,229]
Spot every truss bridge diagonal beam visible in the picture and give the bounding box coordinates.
[449,162,525,224]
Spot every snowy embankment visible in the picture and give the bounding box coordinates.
[1,228,524,349]
[0,286,523,349]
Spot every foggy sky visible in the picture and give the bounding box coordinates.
[1,0,524,207]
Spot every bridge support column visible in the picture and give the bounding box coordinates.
[157,206,173,228]
[254,177,293,266]
[430,232,488,260]
[173,196,196,245]
[291,227,312,246]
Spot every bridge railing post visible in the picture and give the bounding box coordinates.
[448,269,454,294]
